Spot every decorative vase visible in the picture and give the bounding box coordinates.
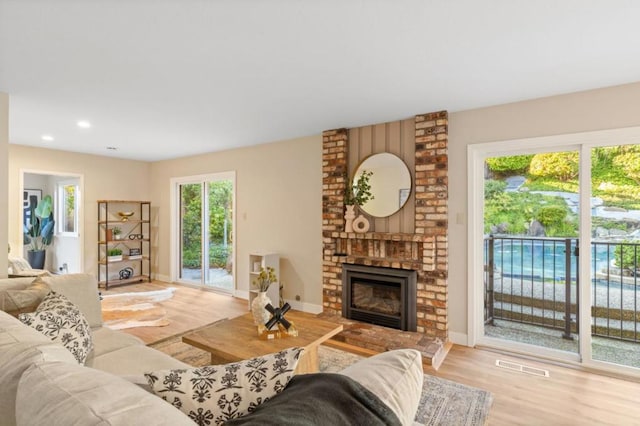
[344,204,356,233]
[251,291,272,325]
[352,215,370,233]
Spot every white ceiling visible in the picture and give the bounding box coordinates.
[2,1,640,161]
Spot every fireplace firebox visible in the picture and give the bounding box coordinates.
[342,264,417,331]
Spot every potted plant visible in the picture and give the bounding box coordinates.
[251,266,278,325]
[344,170,374,232]
[112,226,122,240]
[23,194,55,269]
[107,248,123,262]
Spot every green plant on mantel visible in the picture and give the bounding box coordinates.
[344,170,374,206]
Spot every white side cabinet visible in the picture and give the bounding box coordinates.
[248,252,280,310]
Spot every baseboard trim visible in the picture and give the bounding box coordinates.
[284,299,323,314]
[235,290,249,300]
[155,274,171,283]
[449,331,469,346]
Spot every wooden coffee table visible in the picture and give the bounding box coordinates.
[182,311,343,374]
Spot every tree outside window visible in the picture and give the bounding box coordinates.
[58,182,78,234]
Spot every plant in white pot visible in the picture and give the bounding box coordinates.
[344,170,374,233]
[23,194,55,269]
[112,227,123,240]
[107,248,123,262]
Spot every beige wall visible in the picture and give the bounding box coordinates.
[8,145,150,276]
[448,81,640,340]
[6,81,640,336]
[150,135,323,308]
[0,93,8,278]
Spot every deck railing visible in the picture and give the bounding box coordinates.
[484,236,640,343]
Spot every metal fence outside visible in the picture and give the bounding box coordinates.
[484,236,640,343]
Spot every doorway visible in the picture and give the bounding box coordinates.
[20,170,83,273]
[171,172,235,293]
[468,128,640,377]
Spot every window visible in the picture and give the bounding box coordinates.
[57,181,78,235]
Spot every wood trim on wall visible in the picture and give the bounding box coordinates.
[348,119,415,234]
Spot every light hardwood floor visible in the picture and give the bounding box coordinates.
[108,281,640,425]
[102,281,246,344]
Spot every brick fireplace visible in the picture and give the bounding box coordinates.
[322,111,448,339]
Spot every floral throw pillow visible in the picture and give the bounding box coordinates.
[145,347,304,425]
[18,291,94,365]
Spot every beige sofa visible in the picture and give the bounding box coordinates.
[0,274,423,426]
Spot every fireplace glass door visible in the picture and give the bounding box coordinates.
[352,280,402,317]
[342,264,417,331]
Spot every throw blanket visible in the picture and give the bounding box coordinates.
[225,373,401,426]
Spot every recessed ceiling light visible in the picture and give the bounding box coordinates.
[41,134,54,142]
[77,120,92,129]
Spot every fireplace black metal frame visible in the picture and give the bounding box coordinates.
[342,263,417,331]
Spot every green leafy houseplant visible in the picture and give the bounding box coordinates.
[108,248,123,257]
[344,170,374,206]
[24,194,55,252]
[252,266,277,292]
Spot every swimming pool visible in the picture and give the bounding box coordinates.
[485,237,621,281]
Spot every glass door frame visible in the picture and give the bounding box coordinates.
[170,171,236,293]
[467,126,640,378]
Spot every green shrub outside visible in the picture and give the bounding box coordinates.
[612,152,640,184]
[486,155,534,174]
[613,242,640,270]
[486,146,640,238]
[484,179,507,199]
[182,247,201,269]
[535,206,567,227]
[209,244,231,268]
[182,244,230,269]
[592,217,628,231]
[484,191,578,237]
[529,152,579,181]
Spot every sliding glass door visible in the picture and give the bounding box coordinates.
[471,132,640,376]
[175,172,235,292]
[482,150,579,356]
[588,144,640,369]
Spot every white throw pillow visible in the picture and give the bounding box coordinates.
[8,256,32,273]
[3,278,50,315]
[41,273,103,328]
[145,347,304,425]
[18,291,94,365]
[339,348,424,425]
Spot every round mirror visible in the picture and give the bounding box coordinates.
[353,153,412,218]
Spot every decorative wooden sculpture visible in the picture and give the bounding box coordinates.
[257,302,298,339]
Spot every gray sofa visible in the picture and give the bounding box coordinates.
[0,274,423,425]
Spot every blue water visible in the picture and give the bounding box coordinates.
[486,239,616,281]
